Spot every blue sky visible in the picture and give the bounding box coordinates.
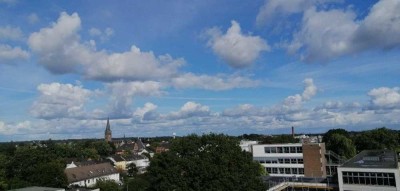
[1,0,400,141]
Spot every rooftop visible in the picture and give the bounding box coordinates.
[64,162,117,183]
[341,150,398,169]
[12,186,65,191]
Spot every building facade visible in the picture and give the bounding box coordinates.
[252,143,326,178]
[337,150,400,191]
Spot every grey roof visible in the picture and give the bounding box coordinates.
[341,150,398,169]
[136,139,146,150]
[11,186,65,191]
[64,163,118,183]
[124,154,146,161]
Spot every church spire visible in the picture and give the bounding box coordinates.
[106,117,111,131]
[105,117,112,142]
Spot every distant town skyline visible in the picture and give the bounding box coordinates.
[1,0,400,141]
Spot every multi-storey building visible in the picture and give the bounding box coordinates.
[252,143,327,178]
[337,150,400,191]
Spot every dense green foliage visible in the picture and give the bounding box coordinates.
[0,139,114,190]
[93,179,120,191]
[326,134,356,159]
[124,175,150,191]
[353,127,399,151]
[146,134,266,191]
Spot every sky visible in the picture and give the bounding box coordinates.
[0,0,400,142]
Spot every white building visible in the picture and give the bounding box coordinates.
[252,143,327,178]
[337,150,400,191]
[64,162,120,187]
[239,140,258,152]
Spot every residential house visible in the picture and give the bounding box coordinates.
[64,162,120,187]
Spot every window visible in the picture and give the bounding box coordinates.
[264,147,271,153]
[290,147,296,153]
[272,168,278,174]
[292,168,298,174]
[278,159,284,164]
[266,168,272,174]
[270,147,277,153]
[284,147,290,153]
[291,158,297,164]
[279,168,284,174]
[285,159,290,164]
[299,168,304,174]
[298,159,303,164]
[297,147,302,153]
[342,171,396,187]
[285,168,291,174]
[277,147,283,153]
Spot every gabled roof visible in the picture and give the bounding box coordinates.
[135,139,146,151]
[64,163,118,183]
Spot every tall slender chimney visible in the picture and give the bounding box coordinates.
[291,126,294,138]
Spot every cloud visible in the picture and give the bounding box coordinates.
[89,27,114,42]
[27,13,39,24]
[28,12,184,81]
[368,87,400,109]
[106,81,163,116]
[302,78,317,100]
[171,73,260,90]
[28,12,83,73]
[283,78,317,109]
[352,0,400,51]
[256,0,315,26]
[205,20,269,68]
[167,101,210,120]
[0,44,30,62]
[0,26,23,41]
[30,83,93,119]
[133,102,159,121]
[288,7,358,62]
[286,0,400,62]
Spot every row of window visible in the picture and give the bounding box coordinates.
[256,158,303,164]
[264,146,302,153]
[266,167,304,175]
[342,171,396,187]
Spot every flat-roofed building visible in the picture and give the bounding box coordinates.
[337,150,400,191]
[252,143,326,178]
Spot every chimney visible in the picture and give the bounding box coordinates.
[291,126,294,138]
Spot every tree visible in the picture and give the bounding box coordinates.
[94,179,120,191]
[127,163,138,177]
[323,128,349,144]
[262,135,298,144]
[326,134,356,159]
[146,134,266,191]
[354,127,398,151]
[124,175,149,191]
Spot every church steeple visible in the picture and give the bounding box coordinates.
[105,117,112,142]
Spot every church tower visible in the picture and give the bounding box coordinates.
[105,118,112,142]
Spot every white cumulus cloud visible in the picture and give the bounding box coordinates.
[0,44,30,62]
[28,12,184,81]
[368,87,400,109]
[0,26,23,41]
[206,20,269,68]
[106,81,163,116]
[286,0,400,62]
[30,83,93,119]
